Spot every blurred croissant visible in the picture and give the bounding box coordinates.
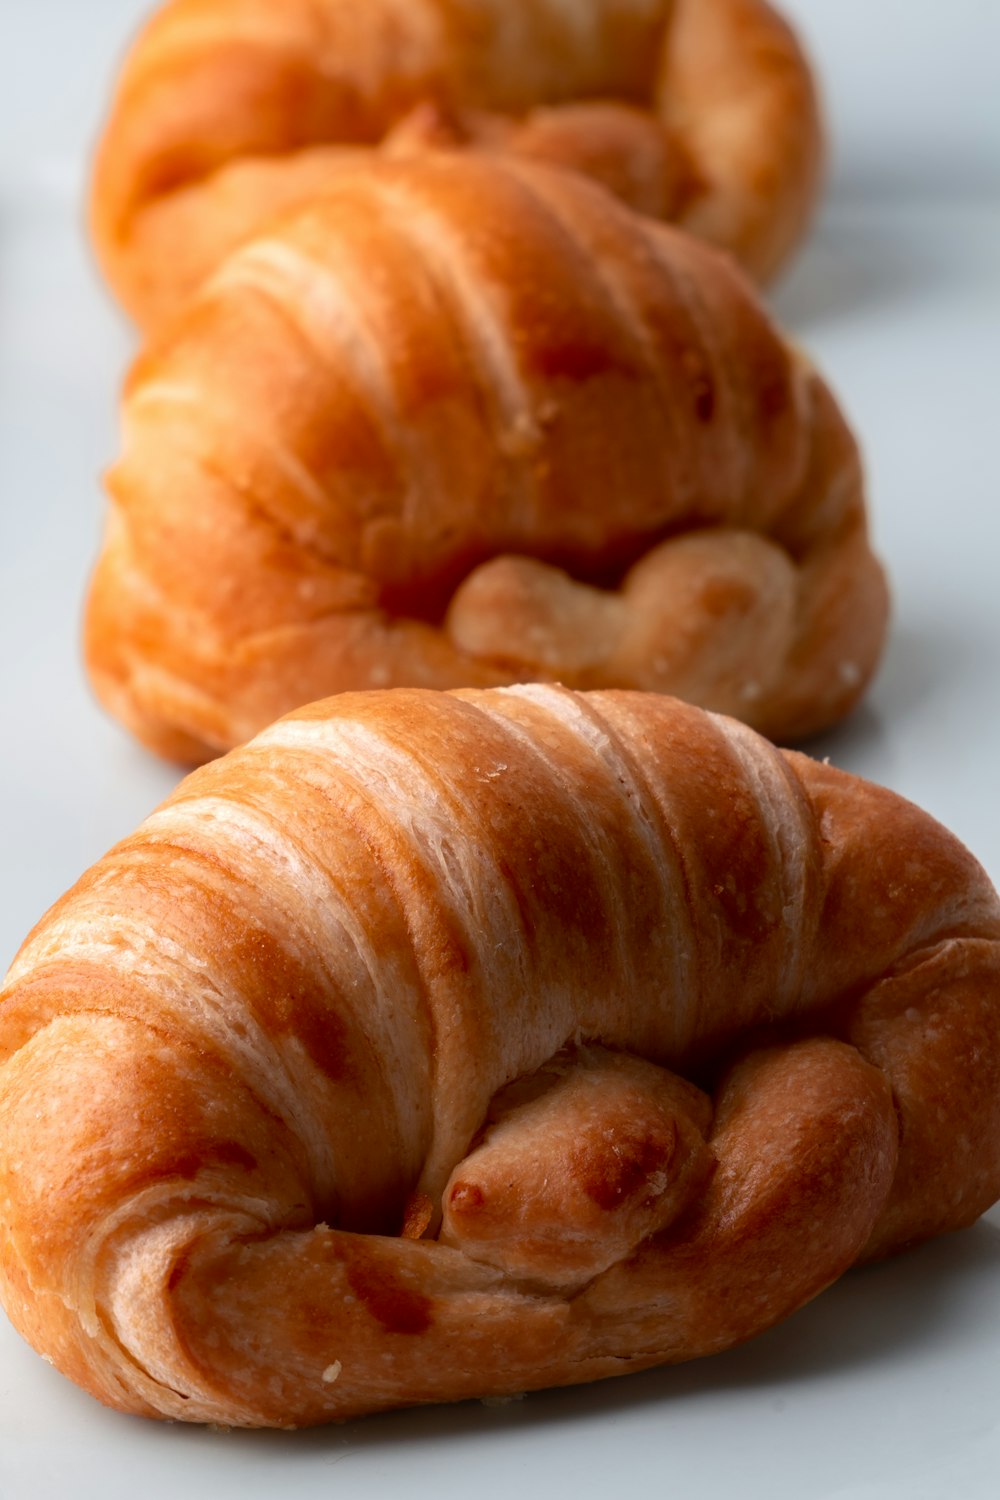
[87,156,886,763]
[2,686,999,1428]
[91,0,824,328]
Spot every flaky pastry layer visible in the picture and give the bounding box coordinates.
[86,156,886,762]
[91,0,824,327]
[1,687,998,1426]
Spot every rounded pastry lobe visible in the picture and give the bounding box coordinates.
[86,155,886,762]
[1,686,998,1427]
[91,0,824,328]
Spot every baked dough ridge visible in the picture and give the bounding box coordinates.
[86,156,886,762]
[1,686,997,1427]
[90,0,824,327]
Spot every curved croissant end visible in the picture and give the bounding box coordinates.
[90,0,824,328]
[85,155,886,763]
[1,687,998,1427]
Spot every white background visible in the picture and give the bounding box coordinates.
[1,3,998,1495]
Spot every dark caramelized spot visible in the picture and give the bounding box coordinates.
[280,988,352,1083]
[681,348,716,423]
[573,1128,673,1212]
[693,376,716,422]
[700,574,758,620]
[531,335,628,384]
[346,1261,433,1336]
[231,925,353,1085]
[447,1180,485,1217]
[754,339,797,425]
[145,1139,259,1187]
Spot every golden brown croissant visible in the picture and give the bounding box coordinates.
[86,155,887,763]
[1,686,998,1429]
[91,0,823,329]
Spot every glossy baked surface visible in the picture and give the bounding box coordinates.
[1,0,998,1493]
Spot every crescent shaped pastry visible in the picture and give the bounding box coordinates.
[1,686,998,1427]
[91,0,824,328]
[86,156,887,763]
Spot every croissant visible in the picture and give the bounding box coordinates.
[91,0,824,329]
[86,155,887,764]
[2,685,999,1429]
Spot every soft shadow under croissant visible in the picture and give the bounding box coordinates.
[91,0,824,328]
[86,155,887,763]
[1,686,998,1427]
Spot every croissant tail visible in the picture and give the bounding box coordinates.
[845,940,1000,1259]
[660,0,825,282]
[151,1037,895,1426]
[583,1038,898,1360]
[0,1032,895,1428]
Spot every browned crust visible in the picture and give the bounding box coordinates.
[0,687,997,1426]
[89,0,824,328]
[85,156,884,762]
